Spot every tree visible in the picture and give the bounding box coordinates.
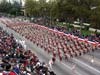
[90,6,100,28]
[24,0,100,29]
[0,0,21,16]
[25,0,40,17]
[0,0,12,13]
[9,1,21,15]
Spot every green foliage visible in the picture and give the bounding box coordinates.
[0,0,99,29]
[10,1,21,15]
[0,0,21,15]
[25,0,47,17]
[0,0,12,13]
[81,30,91,36]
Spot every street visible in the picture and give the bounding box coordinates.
[0,22,100,75]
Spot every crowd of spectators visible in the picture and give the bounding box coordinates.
[50,26,100,43]
[0,27,56,75]
[32,17,100,43]
[30,17,99,43]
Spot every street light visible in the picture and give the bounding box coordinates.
[43,8,47,26]
[90,6,97,63]
[49,8,52,27]
[77,18,83,31]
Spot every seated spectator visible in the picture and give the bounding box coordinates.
[0,27,55,75]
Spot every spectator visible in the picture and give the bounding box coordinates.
[0,27,55,75]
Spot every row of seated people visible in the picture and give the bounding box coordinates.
[50,25,100,43]
[0,27,56,75]
[0,19,100,61]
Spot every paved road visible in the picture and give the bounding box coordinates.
[0,22,100,75]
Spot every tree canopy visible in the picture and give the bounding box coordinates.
[25,0,100,29]
[0,0,99,29]
[0,0,21,16]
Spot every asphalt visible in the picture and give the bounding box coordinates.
[0,22,100,75]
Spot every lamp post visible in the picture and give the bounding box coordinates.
[49,8,52,27]
[43,8,46,26]
[68,17,71,32]
[90,6,97,64]
[80,18,83,32]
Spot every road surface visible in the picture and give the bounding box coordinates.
[0,22,100,75]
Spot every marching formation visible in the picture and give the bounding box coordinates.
[0,18,99,62]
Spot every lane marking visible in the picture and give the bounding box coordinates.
[74,58,100,74]
[60,61,82,75]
